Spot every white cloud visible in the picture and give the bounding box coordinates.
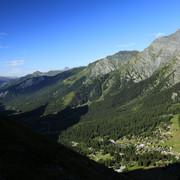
[0,33,6,36]
[155,33,166,37]
[0,32,6,38]
[146,33,166,37]
[0,68,33,77]
[116,43,136,48]
[0,45,9,49]
[0,60,24,67]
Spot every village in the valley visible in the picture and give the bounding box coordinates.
[83,115,180,172]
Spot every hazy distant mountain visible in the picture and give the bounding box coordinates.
[0,67,70,90]
[31,67,70,77]
[0,76,15,85]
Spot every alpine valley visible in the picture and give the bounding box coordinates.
[0,30,180,179]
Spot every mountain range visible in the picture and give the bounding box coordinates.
[0,76,15,85]
[0,29,180,178]
[0,30,180,114]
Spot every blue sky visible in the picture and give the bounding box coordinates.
[0,0,180,77]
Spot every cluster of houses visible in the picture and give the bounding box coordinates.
[108,121,180,160]
[81,120,179,172]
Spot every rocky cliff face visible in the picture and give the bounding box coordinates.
[122,29,180,85]
[84,50,139,80]
[81,29,180,86]
[16,77,45,91]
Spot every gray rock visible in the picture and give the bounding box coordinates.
[16,77,45,90]
[121,29,180,86]
[84,50,139,80]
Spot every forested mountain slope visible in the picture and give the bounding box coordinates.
[1,31,180,115]
[0,67,85,114]
[0,30,179,131]
[0,30,179,133]
[0,50,138,114]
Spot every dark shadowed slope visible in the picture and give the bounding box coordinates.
[125,163,180,180]
[0,112,129,180]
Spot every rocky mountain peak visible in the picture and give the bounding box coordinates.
[87,50,139,79]
[169,29,180,39]
[32,71,43,76]
[63,67,70,71]
[149,29,180,55]
[123,29,180,84]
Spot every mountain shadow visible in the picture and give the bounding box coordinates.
[10,105,89,140]
[10,104,48,129]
